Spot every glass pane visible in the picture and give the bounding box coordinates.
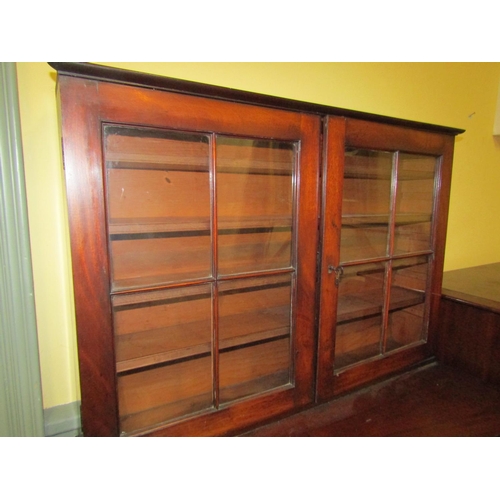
[216,137,295,275]
[114,284,213,434]
[386,256,429,352]
[104,126,212,291]
[334,262,386,370]
[394,154,437,255]
[340,149,393,263]
[218,275,293,404]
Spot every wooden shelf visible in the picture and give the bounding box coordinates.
[105,133,209,172]
[108,215,292,236]
[344,168,435,181]
[111,260,293,292]
[219,370,291,404]
[337,286,424,323]
[116,319,211,373]
[335,337,423,371]
[107,161,293,176]
[344,154,436,181]
[109,217,210,235]
[335,344,383,370]
[116,304,290,373]
[217,142,294,176]
[342,213,431,227]
[120,369,292,435]
[120,391,214,436]
[106,135,294,176]
[119,341,291,435]
[111,270,211,292]
[219,336,291,404]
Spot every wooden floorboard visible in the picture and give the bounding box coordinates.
[242,363,500,437]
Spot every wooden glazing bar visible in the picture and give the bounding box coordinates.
[380,152,399,353]
[211,134,219,409]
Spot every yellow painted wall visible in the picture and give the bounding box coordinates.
[16,62,500,408]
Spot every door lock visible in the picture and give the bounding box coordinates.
[327,265,344,286]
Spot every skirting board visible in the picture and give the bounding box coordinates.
[44,401,82,437]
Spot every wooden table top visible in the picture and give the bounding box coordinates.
[441,262,500,313]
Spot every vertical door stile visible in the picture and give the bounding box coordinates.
[292,134,306,384]
[289,141,299,383]
[210,133,219,409]
[316,116,346,399]
[423,154,444,339]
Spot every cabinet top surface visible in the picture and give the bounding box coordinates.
[442,263,500,313]
[48,62,464,137]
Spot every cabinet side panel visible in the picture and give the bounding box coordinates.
[58,76,118,436]
[437,298,500,385]
[427,136,455,353]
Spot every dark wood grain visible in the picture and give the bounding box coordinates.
[316,116,346,402]
[316,118,454,401]
[437,298,500,385]
[56,73,321,436]
[441,263,500,313]
[345,118,451,154]
[243,363,500,436]
[54,63,463,437]
[58,76,119,436]
[48,62,464,136]
[437,264,500,385]
[144,386,302,437]
[331,344,433,395]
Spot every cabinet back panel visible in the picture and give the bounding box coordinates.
[110,236,212,290]
[118,355,213,433]
[219,337,291,404]
[217,173,292,218]
[105,132,210,170]
[387,304,425,348]
[107,169,210,220]
[113,286,212,336]
[335,318,382,369]
[218,231,292,275]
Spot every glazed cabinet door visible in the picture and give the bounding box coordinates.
[316,117,455,400]
[58,76,321,436]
